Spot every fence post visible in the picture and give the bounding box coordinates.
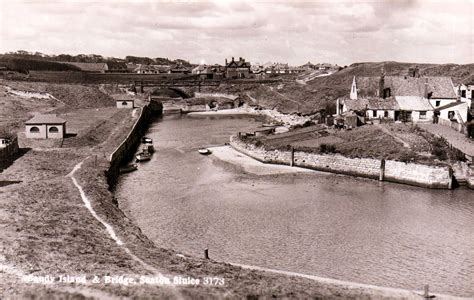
[379,158,385,181]
[290,147,294,167]
[448,167,453,190]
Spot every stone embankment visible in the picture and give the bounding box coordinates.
[107,100,162,186]
[230,135,453,189]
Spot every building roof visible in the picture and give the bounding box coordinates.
[26,114,66,125]
[106,61,127,71]
[355,76,457,99]
[434,101,468,111]
[226,57,251,68]
[343,97,400,111]
[395,96,434,111]
[65,62,107,72]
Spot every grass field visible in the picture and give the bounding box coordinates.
[252,123,458,165]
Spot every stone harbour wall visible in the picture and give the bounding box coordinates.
[230,135,452,189]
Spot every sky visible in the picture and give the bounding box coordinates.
[0,0,472,66]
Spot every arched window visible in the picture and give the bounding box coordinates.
[30,126,40,133]
[49,126,58,133]
[122,101,128,106]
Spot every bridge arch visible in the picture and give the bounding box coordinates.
[149,87,192,99]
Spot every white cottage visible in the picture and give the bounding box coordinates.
[25,114,66,139]
[339,72,457,123]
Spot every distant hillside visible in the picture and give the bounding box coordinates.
[0,56,81,72]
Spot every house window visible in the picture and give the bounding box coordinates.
[49,126,59,133]
[384,111,388,118]
[435,101,440,107]
[372,110,377,117]
[122,101,128,106]
[30,126,40,133]
[383,88,391,98]
[448,111,455,120]
[419,111,426,119]
[461,90,466,98]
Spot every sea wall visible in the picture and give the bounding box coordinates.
[106,100,162,186]
[194,92,239,100]
[230,135,452,189]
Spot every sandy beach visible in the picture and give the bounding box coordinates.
[209,145,314,175]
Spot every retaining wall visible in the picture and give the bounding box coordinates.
[106,101,162,186]
[230,135,452,189]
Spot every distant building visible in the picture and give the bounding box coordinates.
[134,64,171,74]
[225,57,251,79]
[170,63,190,74]
[105,61,128,73]
[65,62,108,73]
[116,99,134,109]
[192,64,219,79]
[25,114,66,139]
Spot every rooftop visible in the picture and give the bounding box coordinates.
[355,76,457,99]
[25,114,66,125]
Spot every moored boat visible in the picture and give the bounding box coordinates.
[120,163,138,174]
[136,151,152,162]
[142,137,153,144]
[142,144,155,153]
[198,148,212,155]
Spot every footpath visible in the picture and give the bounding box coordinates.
[419,124,474,159]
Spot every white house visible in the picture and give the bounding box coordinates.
[456,82,474,109]
[25,114,66,139]
[436,101,469,124]
[116,99,134,109]
[340,72,458,123]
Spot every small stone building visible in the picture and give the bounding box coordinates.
[25,114,66,139]
[116,99,134,109]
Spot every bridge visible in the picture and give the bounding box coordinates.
[131,78,283,93]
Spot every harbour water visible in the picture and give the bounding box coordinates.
[116,115,474,297]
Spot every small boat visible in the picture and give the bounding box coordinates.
[142,137,153,144]
[120,163,138,174]
[135,151,152,162]
[142,144,155,153]
[198,148,212,155]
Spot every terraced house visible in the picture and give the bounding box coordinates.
[337,69,464,125]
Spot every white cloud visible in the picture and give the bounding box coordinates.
[0,0,472,65]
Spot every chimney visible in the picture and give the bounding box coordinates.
[232,57,234,62]
[225,58,227,65]
[424,77,428,98]
[379,72,385,99]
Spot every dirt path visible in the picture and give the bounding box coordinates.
[66,159,178,286]
[375,124,411,148]
[419,124,474,157]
